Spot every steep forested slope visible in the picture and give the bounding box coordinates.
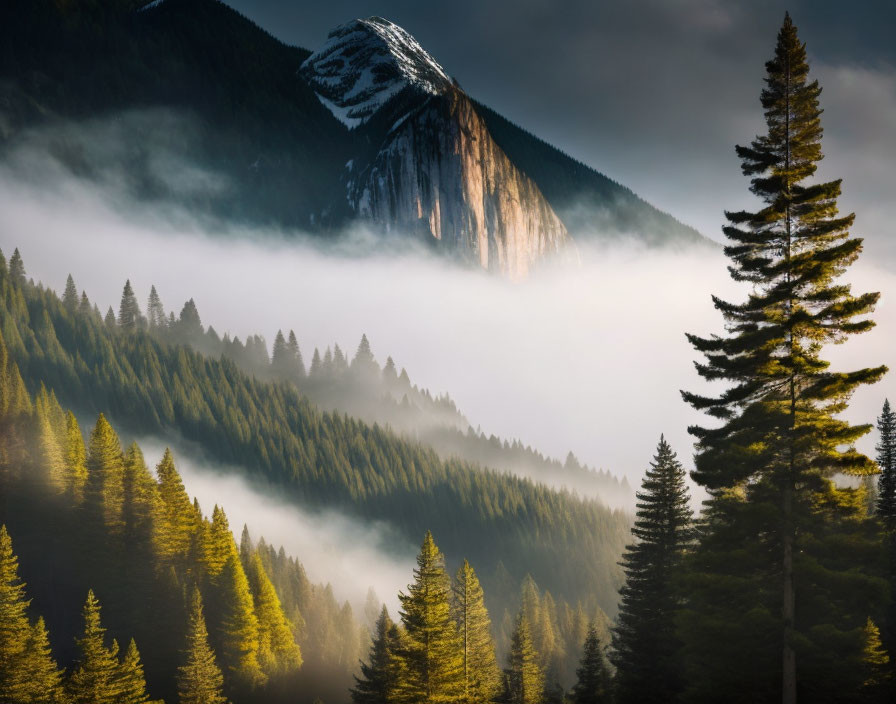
[0,248,630,619]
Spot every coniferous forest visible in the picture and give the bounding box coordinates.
[2,7,896,704]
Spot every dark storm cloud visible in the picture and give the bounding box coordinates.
[226,0,896,254]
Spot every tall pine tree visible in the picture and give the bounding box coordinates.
[0,525,63,704]
[178,588,228,704]
[681,14,886,704]
[570,625,610,704]
[66,590,126,704]
[611,436,691,704]
[877,400,896,527]
[396,531,464,704]
[118,280,142,331]
[502,610,543,704]
[452,559,501,704]
[352,605,405,704]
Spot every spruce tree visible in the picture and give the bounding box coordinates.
[0,525,38,702]
[271,331,289,378]
[87,414,126,537]
[66,590,124,704]
[216,551,266,688]
[452,559,501,704]
[63,274,79,311]
[202,505,235,578]
[502,610,543,704]
[352,605,404,704]
[877,399,896,686]
[78,291,92,317]
[156,449,199,564]
[570,625,610,704]
[287,330,306,379]
[179,588,228,704]
[118,280,142,331]
[64,411,88,501]
[681,14,886,704]
[8,248,25,287]
[20,616,65,704]
[147,285,166,329]
[877,400,896,528]
[116,639,153,704]
[396,531,464,704]
[247,552,302,675]
[610,437,691,704]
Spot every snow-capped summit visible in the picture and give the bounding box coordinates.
[300,17,453,129]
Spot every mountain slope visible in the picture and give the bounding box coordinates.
[474,101,709,247]
[301,18,575,278]
[0,0,354,228]
[0,247,630,617]
[0,0,707,257]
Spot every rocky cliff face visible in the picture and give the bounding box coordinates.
[301,17,575,279]
[350,89,571,279]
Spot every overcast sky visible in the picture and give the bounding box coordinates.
[226,0,896,255]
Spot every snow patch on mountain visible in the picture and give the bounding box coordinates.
[300,17,452,129]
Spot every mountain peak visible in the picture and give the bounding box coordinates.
[300,17,452,128]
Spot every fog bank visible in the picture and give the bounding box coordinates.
[137,439,415,615]
[2,151,894,493]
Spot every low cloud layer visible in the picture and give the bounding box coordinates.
[4,151,894,496]
[223,0,896,255]
[137,439,415,615]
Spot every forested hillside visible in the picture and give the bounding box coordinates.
[132,287,631,506]
[0,257,619,702]
[0,248,630,626]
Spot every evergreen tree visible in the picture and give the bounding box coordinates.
[877,400,896,528]
[178,299,203,339]
[147,285,166,329]
[118,280,142,331]
[78,291,92,317]
[271,330,291,380]
[64,411,88,501]
[156,449,199,564]
[452,560,501,704]
[0,525,38,702]
[287,330,306,379]
[309,349,322,378]
[202,505,235,578]
[569,625,610,704]
[611,437,691,704]
[502,611,543,704]
[239,525,252,571]
[87,414,126,537]
[877,399,896,686]
[396,531,464,704]
[19,617,65,704]
[179,588,228,704]
[217,551,266,688]
[8,248,25,287]
[116,639,153,704]
[352,605,404,704]
[247,552,302,675]
[122,443,161,556]
[34,386,67,492]
[63,274,79,311]
[104,307,116,329]
[66,590,124,704]
[681,15,886,703]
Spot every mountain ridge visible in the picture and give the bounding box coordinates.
[0,0,710,264]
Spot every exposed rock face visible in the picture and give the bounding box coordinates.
[350,89,572,280]
[301,17,575,279]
